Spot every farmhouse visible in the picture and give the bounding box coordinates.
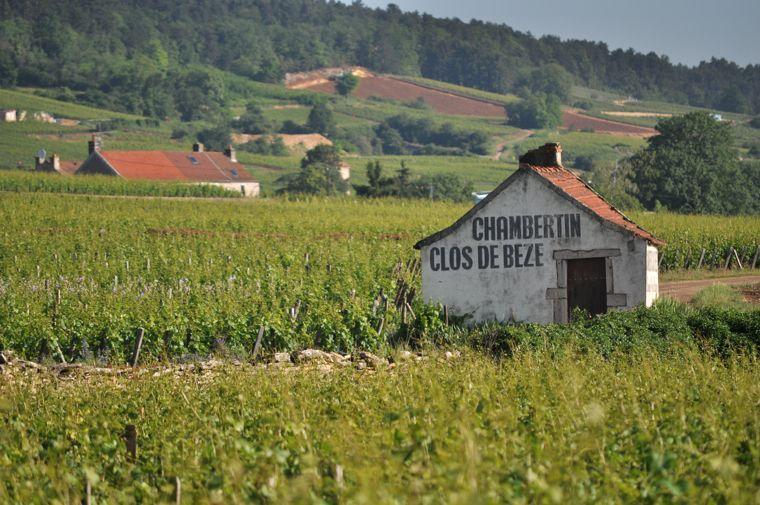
[1,109,17,122]
[76,137,260,197]
[415,143,663,324]
[35,153,80,174]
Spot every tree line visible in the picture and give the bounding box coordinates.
[1,0,759,117]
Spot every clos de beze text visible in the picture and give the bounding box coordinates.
[429,213,581,272]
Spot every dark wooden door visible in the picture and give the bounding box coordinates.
[567,258,607,320]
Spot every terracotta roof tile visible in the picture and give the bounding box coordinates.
[98,151,255,182]
[527,164,664,246]
[59,161,80,175]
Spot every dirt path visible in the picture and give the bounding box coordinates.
[491,129,533,160]
[660,275,760,302]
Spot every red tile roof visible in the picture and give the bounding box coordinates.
[526,164,664,246]
[59,161,81,175]
[98,151,255,182]
[415,143,663,249]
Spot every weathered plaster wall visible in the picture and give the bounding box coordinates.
[207,181,260,197]
[420,171,654,324]
[646,245,659,306]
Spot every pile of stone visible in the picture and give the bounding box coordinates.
[0,348,461,380]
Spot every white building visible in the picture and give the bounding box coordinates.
[415,143,663,324]
[1,109,17,122]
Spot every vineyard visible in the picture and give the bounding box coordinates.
[0,170,241,198]
[1,347,758,502]
[631,212,760,270]
[0,192,757,363]
[0,191,758,502]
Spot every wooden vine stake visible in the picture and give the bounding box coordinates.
[132,328,145,367]
[252,325,264,358]
[124,424,137,462]
[732,248,743,270]
[697,249,706,269]
[175,477,182,504]
[84,479,92,505]
[752,245,760,270]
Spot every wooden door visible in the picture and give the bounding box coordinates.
[567,258,607,320]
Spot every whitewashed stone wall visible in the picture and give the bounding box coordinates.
[419,171,656,324]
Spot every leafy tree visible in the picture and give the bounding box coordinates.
[628,112,747,214]
[374,123,406,154]
[516,64,573,102]
[173,69,226,121]
[379,115,489,154]
[506,93,563,129]
[411,174,474,202]
[335,73,359,95]
[354,160,472,201]
[306,103,336,137]
[240,136,288,156]
[585,160,642,210]
[355,161,393,196]
[234,103,271,134]
[717,86,751,114]
[277,145,348,195]
[171,125,193,140]
[196,124,232,152]
[271,136,288,156]
[280,120,312,134]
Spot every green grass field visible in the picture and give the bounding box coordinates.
[0,88,141,120]
[515,130,646,163]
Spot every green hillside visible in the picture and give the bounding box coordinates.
[0,89,141,120]
[2,72,758,198]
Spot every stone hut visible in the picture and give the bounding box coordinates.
[414,143,663,324]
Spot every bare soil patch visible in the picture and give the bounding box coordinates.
[232,133,332,150]
[740,284,760,304]
[291,68,506,118]
[660,275,760,303]
[562,110,656,137]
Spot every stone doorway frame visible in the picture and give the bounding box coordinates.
[546,248,628,323]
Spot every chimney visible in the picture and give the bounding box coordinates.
[339,162,351,181]
[519,142,562,167]
[88,135,102,154]
[51,153,60,172]
[193,142,204,153]
[224,144,237,163]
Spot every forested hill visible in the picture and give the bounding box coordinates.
[1,0,758,117]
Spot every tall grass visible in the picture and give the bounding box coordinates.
[0,347,757,502]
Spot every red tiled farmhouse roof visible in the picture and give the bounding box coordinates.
[59,160,80,175]
[96,150,255,182]
[526,164,663,246]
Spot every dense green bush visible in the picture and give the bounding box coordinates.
[466,301,759,358]
[379,114,490,155]
[506,93,563,129]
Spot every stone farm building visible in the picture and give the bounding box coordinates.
[1,109,17,122]
[75,137,260,197]
[415,143,663,324]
